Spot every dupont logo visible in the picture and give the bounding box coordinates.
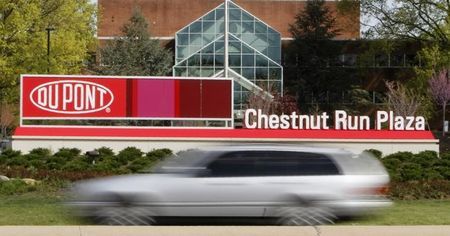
[29,80,114,114]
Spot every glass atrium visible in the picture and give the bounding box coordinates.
[173,0,283,111]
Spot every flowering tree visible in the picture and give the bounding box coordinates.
[429,69,450,136]
[245,84,299,128]
[385,81,421,117]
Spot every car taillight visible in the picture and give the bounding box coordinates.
[353,185,389,196]
[374,185,389,195]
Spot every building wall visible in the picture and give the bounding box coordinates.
[98,0,360,40]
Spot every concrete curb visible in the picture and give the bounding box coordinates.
[0,226,450,236]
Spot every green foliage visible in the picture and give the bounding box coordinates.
[380,150,450,182]
[116,146,143,165]
[95,8,173,76]
[285,0,361,113]
[0,149,21,165]
[389,180,450,200]
[62,159,90,172]
[0,146,172,178]
[289,0,339,40]
[28,148,52,158]
[384,151,414,162]
[362,1,448,119]
[0,0,96,102]
[399,163,423,181]
[96,147,115,157]
[146,148,172,162]
[0,179,35,195]
[54,148,81,159]
[127,158,152,173]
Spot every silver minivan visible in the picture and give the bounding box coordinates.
[68,145,391,225]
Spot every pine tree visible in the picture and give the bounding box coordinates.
[285,0,352,113]
[290,0,339,41]
[96,8,173,76]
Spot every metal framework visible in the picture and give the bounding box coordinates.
[173,0,283,111]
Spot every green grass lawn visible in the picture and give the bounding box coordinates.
[0,193,82,225]
[344,200,450,225]
[1,193,450,225]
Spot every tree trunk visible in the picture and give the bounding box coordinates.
[443,103,447,137]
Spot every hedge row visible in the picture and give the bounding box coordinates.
[364,149,450,182]
[2,147,450,199]
[2,147,450,183]
[0,147,173,181]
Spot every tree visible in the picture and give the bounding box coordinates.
[247,88,299,116]
[429,69,450,136]
[361,1,446,119]
[0,0,96,102]
[290,0,340,41]
[384,81,422,117]
[96,8,173,76]
[246,86,299,128]
[362,0,450,45]
[362,1,450,83]
[0,102,15,139]
[285,0,357,113]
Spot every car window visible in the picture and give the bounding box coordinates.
[207,151,257,177]
[204,151,340,177]
[254,151,340,176]
[333,152,387,175]
[152,149,209,174]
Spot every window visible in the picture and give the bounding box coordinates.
[172,1,282,109]
[207,152,257,177]
[204,151,340,177]
[254,152,340,176]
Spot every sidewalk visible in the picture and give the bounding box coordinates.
[1,226,450,236]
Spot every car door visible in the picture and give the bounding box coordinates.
[162,151,268,217]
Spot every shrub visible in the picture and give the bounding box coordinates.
[412,151,439,168]
[127,159,153,173]
[441,152,450,160]
[28,148,52,158]
[383,151,413,161]
[92,161,118,173]
[96,147,115,157]
[44,156,68,170]
[399,163,423,181]
[389,180,450,200]
[0,179,35,195]
[5,156,27,167]
[0,149,21,165]
[436,161,450,179]
[116,147,143,165]
[63,159,91,172]
[146,148,173,162]
[54,148,81,160]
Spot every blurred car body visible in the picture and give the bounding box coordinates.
[68,145,391,225]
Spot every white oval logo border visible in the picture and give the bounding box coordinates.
[29,80,115,114]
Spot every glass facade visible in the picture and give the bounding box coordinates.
[173,1,283,111]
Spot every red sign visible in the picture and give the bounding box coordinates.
[21,75,232,120]
[22,76,127,117]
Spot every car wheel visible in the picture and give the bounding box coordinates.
[276,205,336,226]
[94,203,156,225]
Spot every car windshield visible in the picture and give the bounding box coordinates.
[150,149,209,174]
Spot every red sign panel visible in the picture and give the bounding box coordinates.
[21,75,232,119]
[22,76,128,117]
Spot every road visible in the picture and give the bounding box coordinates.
[1,226,450,236]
